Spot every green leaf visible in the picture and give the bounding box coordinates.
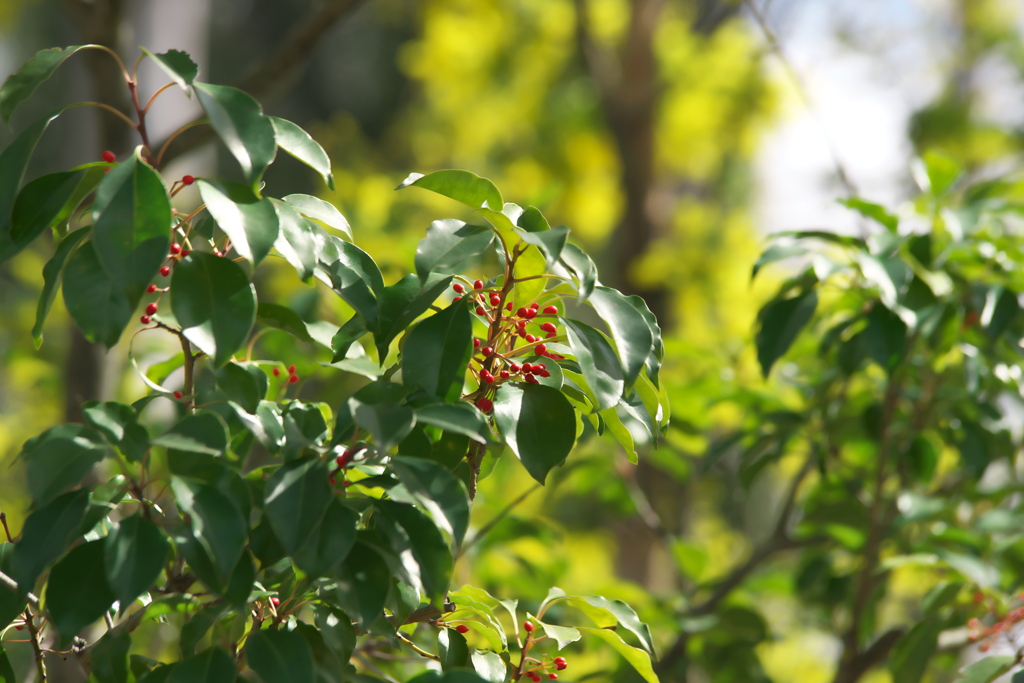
[24,433,107,506]
[0,109,63,243]
[982,286,1019,341]
[755,289,817,377]
[562,594,655,655]
[0,544,25,629]
[403,304,473,400]
[559,242,597,300]
[374,273,453,360]
[92,150,172,307]
[170,478,247,585]
[0,45,87,122]
[83,401,149,461]
[0,645,16,683]
[839,197,898,232]
[391,456,471,547]
[586,286,653,391]
[517,223,569,270]
[246,629,315,683]
[215,362,263,414]
[415,219,494,282]
[350,400,415,453]
[32,226,89,345]
[10,490,89,592]
[493,383,576,484]
[375,501,453,601]
[171,252,257,367]
[577,627,659,683]
[270,117,334,189]
[331,315,369,362]
[889,619,939,683]
[413,402,491,444]
[439,629,469,671]
[294,499,357,577]
[198,179,279,265]
[256,302,316,344]
[46,540,116,644]
[90,630,131,683]
[626,295,664,386]
[142,48,198,91]
[470,651,507,683]
[324,244,384,330]
[194,82,275,184]
[270,198,319,281]
[956,656,1014,683]
[152,412,229,456]
[477,205,548,305]
[398,169,503,210]
[8,169,84,260]
[752,243,807,279]
[283,193,351,239]
[564,319,624,410]
[167,647,236,683]
[335,541,390,629]
[62,241,133,348]
[913,150,962,197]
[264,458,333,555]
[104,514,169,609]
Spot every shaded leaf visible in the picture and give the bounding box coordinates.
[587,286,653,391]
[167,647,236,683]
[194,82,275,184]
[10,490,89,592]
[62,241,133,348]
[198,179,279,265]
[755,289,817,377]
[104,514,170,609]
[0,46,86,122]
[564,319,624,410]
[246,629,315,683]
[142,48,198,90]
[32,226,89,345]
[415,219,494,282]
[403,304,473,401]
[264,458,333,554]
[46,540,116,644]
[391,456,471,547]
[270,117,334,189]
[493,384,576,484]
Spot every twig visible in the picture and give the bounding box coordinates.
[459,484,542,558]
[25,608,47,682]
[394,632,439,662]
[0,511,13,542]
[0,569,40,608]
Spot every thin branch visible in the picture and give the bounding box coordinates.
[25,608,46,682]
[460,484,542,557]
[0,569,41,609]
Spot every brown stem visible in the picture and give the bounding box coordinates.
[127,80,153,163]
[0,512,12,543]
[181,335,196,414]
[25,608,47,682]
[465,442,485,501]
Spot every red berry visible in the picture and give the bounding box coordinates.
[453,283,465,293]
[456,624,470,634]
[968,618,980,628]
[473,280,484,290]
[524,621,534,632]
[500,370,510,379]
[549,675,558,680]
[336,451,352,467]
[522,363,533,374]
[160,266,171,277]
[509,363,521,373]
[546,331,557,339]
[288,364,296,374]
[539,370,550,378]
[140,315,152,324]
[146,284,158,293]
[526,374,539,383]
[476,306,486,316]
[480,370,494,383]
[534,363,546,371]
[506,302,513,311]
[289,374,299,384]
[535,344,547,355]
[270,596,280,607]
[490,293,501,306]
[530,302,540,309]
[181,249,190,256]
[540,322,557,333]
[342,480,353,487]
[477,397,493,413]
[214,250,223,257]
[272,368,281,377]
[453,296,462,302]
[474,338,481,348]
[517,307,530,318]
[554,657,567,670]
[14,625,22,631]
[525,334,537,343]
[181,174,196,186]
[329,476,336,485]
[525,308,537,319]
[482,346,494,357]
[173,391,183,399]
[101,150,116,163]
[169,243,182,255]
[543,305,558,315]
[145,302,159,315]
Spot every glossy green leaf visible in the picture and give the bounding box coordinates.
[324,244,385,330]
[246,629,315,683]
[493,383,576,484]
[10,490,88,591]
[415,219,494,282]
[439,629,469,671]
[32,226,89,345]
[83,401,149,461]
[170,478,247,585]
[294,499,357,577]
[0,544,25,629]
[470,651,507,683]
[564,319,624,410]
[142,48,198,90]
[752,243,807,279]
[283,193,351,239]
[0,645,15,683]
[62,240,133,348]
[516,223,569,269]
[403,304,473,400]
[25,433,107,506]
[104,514,169,609]
[335,541,390,629]
[982,286,1018,341]
[90,630,131,683]
[215,362,263,414]
[391,457,471,547]
[270,198,318,280]
[559,242,597,300]
[577,627,658,683]
[398,169,503,210]
[171,252,256,367]
[559,593,655,655]
[956,656,1014,683]
[7,169,82,259]
[889,619,939,683]
[0,45,87,122]
[413,402,491,444]
[194,82,275,183]
[331,315,369,362]
[0,109,63,241]
[198,179,278,265]
[350,399,416,453]
[256,302,317,344]
[46,540,116,643]
[839,197,898,232]
[152,412,229,456]
[626,295,664,385]
[374,273,453,360]
[264,458,333,554]
[587,286,653,391]
[270,116,334,189]
[755,289,817,377]
[376,501,453,601]
[477,205,548,305]
[167,647,236,683]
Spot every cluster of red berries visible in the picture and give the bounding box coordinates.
[520,621,567,681]
[967,592,1024,652]
[329,446,369,486]
[271,364,300,385]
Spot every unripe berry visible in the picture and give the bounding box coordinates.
[181,174,195,186]
[480,370,494,383]
[540,322,557,334]
[169,243,182,255]
[482,346,494,357]
[524,621,534,632]
[453,283,465,293]
[476,306,486,316]
[473,280,484,290]
[140,315,151,324]
[535,344,547,355]
[456,624,470,634]
[500,370,510,379]
[173,391,183,399]
[543,305,558,315]
[145,302,159,315]
[101,150,116,163]
[288,374,299,384]
[160,266,171,277]
[146,284,158,293]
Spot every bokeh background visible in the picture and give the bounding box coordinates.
[1,0,1024,681]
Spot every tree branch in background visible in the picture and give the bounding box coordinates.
[156,0,367,167]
